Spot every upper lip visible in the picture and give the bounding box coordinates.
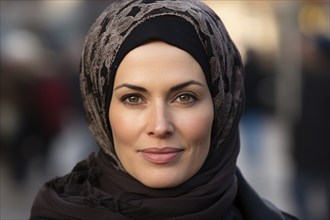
[138,147,184,153]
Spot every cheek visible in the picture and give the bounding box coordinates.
[178,110,213,175]
[109,107,140,147]
[110,111,124,141]
[179,110,213,146]
[110,109,140,167]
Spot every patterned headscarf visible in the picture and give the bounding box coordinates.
[80,0,244,170]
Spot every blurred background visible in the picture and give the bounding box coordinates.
[0,1,329,220]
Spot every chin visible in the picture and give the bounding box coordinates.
[137,172,187,189]
[141,179,182,189]
[129,164,201,189]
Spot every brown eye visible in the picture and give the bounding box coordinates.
[127,95,139,103]
[175,93,196,104]
[122,94,145,105]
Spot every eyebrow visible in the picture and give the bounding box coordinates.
[114,80,204,92]
[114,84,147,92]
[169,80,204,92]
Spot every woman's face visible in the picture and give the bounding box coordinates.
[109,41,214,188]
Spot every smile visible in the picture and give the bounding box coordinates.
[138,147,184,164]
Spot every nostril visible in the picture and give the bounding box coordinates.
[148,125,174,137]
[147,119,174,138]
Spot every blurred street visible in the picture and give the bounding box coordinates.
[1,1,329,220]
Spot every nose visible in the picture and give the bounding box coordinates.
[147,103,174,138]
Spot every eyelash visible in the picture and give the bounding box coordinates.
[120,93,198,106]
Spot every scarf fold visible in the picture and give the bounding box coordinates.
[31,150,238,220]
[30,151,295,219]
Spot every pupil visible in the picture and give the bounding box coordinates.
[129,96,138,102]
[180,95,189,102]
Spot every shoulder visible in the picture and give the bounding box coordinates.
[235,169,299,220]
[263,200,299,220]
[45,152,101,192]
[30,153,102,219]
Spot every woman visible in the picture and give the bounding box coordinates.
[30,0,297,219]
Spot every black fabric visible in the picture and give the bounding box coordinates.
[30,153,297,220]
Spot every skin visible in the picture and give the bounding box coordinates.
[109,41,214,188]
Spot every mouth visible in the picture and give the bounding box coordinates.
[138,147,184,164]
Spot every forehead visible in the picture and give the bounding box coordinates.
[114,41,206,84]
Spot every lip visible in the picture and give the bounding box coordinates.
[138,147,184,164]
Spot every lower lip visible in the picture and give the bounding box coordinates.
[140,151,183,164]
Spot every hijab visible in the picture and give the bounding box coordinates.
[31,0,245,219]
[80,0,243,168]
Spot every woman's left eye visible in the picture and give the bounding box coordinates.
[174,93,197,104]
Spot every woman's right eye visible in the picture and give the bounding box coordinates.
[121,94,145,105]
